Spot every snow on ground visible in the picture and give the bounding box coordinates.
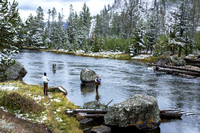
[51,98,61,103]
[131,54,152,60]
[85,51,125,57]
[0,84,18,91]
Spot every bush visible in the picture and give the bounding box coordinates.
[0,92,44,115]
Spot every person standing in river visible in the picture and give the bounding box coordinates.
[95,75,101,90]
[42,72,49,96]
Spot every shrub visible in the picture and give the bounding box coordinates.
[0,92,44,115]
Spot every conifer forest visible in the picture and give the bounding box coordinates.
[1,0,200,60]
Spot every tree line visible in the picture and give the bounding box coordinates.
[1,0,200,61]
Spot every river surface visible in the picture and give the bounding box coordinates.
[15,49,200,133]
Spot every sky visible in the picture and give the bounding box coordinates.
[9,0,114,21]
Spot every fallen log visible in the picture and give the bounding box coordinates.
[66,109,108,114]
[160,110,183,119]
[184,58,200,67]
[147,63,200,77]
[148,63,200,73]
[78,113,105,118]
[66,109,183,119]
[158,67,200,77]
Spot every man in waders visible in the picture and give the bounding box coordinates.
[95,75,101,90]
[42,72,49,96]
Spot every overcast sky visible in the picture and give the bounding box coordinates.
[9,0,114,21]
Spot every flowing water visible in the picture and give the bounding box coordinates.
[15,49,200,133]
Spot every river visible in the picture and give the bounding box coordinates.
[15,49,200,133]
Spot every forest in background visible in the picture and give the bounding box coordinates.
[1,0,200,62]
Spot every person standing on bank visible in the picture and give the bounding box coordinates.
[42,72,49,96]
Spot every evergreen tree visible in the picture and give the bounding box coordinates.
[66,5,77,50]
[133,19,146,55]
[24,14,34,46]
[171,0,195,57]
[146,0,160,53]
[121,0,140,39]
[0,0,21,79]
[32,6,44,47]
[79,3,92,49]
[44,9,52,47]
[24,6,44,47]
[110,12,121,37]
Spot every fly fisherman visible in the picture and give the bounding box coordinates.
[42,72,49,96]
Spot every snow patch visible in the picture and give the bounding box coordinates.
[51,99,61,103]
[0,84,18,91]
[131,54,152,60]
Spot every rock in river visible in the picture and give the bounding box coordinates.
[48,86,68,95]
[104,94,160,130]
[90,125,111,133]
[0,60,27,82]
[80,68,97,84]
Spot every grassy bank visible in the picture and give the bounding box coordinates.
[22,47,131,60]
[0,81,82,133]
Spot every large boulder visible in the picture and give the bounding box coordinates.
[80,68,97,84]
[170,56,186,66]
[48,86,68,95]
[104,94,160,130]
[0,60,27,82]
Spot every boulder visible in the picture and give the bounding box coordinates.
[170,56,186,66]
[0,60,27,82]
[48,86,68,95]
[104,94,160,130]
[80,68,97,84]
[83,101,106,109]
[90,125,111,133]
[156,56,186,66]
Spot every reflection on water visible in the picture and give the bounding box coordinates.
[15,49,200,133]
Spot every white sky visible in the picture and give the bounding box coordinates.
[9,0,114,22]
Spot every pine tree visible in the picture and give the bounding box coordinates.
[171,0,195,57]
[23,6,44,47]
[0,0,21,79]
[44,9,52,47]
[24,14,34,46]
[79,3,92,49]
[110,12,121,37]
[66,5,77,50]
[33,6,44,47]
[133,19,146,55]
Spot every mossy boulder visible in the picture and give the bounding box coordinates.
[0,60,27,82]
[104,94,160,130]
[80,68,97,84]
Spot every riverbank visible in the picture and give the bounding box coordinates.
[22,47,131,60]
[0,81,82,133]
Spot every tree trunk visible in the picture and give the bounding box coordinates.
[185,45,188,56]
[178,45,182,57]
[190,45,193,54]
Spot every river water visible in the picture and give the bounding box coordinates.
[15,49,200,133]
